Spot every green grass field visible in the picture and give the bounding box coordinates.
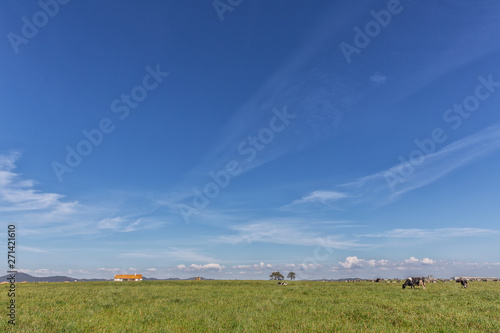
[2,280,499,332]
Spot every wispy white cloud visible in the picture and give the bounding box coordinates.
[175,263,224,272]
[387,124,500,197]
[217,218,363,249]
[230,262,322,273]
[338,256,391,269]
[18,245,48,253]
[336,256,438,271]
[289,263,322,271]
[98,268,145,275]
[370,72,387,84]
[232,262,272,269]
[0,151,77,213]
[67,269,88,275]
[288,190,348,207]
[0,152,166,238]
[97,268,120,272]
[281,126,500,212]
[120,247,217,263]
[164,248,217,262]
[0,152,19,170]
[97,217,124,230]
[97,217,145,232]
[160,7,369,207]
[165,3,500,211]
[332,124,500,205]
[421,258,436,265]
[330,256,500,278]
[360,228,498,239]
[18,268,63,276]
[404,256,419,264]
[66,269,90,277]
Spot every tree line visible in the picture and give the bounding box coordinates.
[269,271,295,281]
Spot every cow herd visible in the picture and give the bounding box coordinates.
[402,277,470,290]
[275,277,471,289]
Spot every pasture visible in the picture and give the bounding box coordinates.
[2,280,499,332]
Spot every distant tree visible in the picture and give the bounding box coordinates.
[270,271,285,280]
[287,272,296,280]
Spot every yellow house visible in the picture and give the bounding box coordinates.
[114,274,143,281]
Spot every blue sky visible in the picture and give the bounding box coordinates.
[1,0,500,280]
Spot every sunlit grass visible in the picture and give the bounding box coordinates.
[2,280,499,332]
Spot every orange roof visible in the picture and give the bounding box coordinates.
[114,274,142,279]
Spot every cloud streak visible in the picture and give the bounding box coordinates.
[335,256,439,271]
[385,124,500,197]
[288,190,348,207]
[0,151,77,213]
[295,124,500,208]
[359,228,498,239]
[161,5,372,208]
[97,217,145,233]
[217,218,364,249]
[175,263,224,272]
[370,72,387,84]
[120,247,217,263]
[0,153,166,237]
[330,256,500,279]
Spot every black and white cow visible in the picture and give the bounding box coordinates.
[402,277,426,289]
[456,278,469,288]
[277,281,288,286]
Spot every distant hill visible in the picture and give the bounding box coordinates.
[142,277,160,281]
[1,273,213,282]
[1,273,77,283]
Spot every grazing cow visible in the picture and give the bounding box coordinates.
[402,278,414,289]
[277,281,288,286]
[402,277,426,290]
[456,278,469,288]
